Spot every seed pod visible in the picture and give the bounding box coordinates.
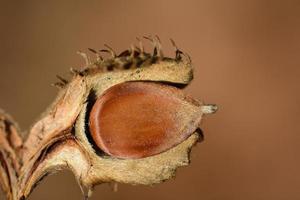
[0,39,218,200]
[89,82,206,159]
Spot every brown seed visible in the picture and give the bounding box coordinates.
[89,82,203,159]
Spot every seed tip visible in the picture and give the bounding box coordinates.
[201,104,218,114]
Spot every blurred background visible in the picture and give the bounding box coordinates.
[0,0,300,199]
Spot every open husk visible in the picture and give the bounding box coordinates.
[0,39,217,200]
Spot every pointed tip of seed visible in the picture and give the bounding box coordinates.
[201,104,218,114]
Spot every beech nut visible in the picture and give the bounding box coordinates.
[89,81,205,159]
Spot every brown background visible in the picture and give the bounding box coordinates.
[0,0,300,199]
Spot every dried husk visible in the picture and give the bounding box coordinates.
[0,44,217,200]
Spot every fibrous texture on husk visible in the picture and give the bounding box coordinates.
[0,37,217,200]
